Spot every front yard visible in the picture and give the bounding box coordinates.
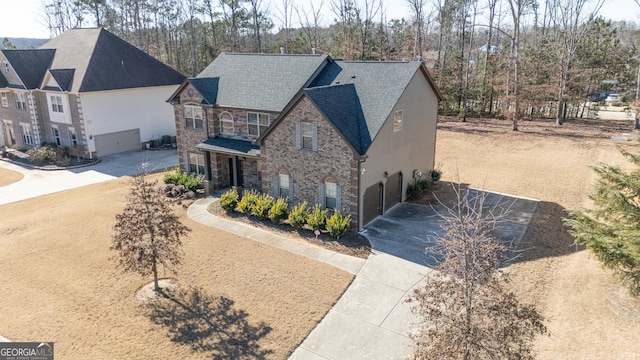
[0,173,353,359]
[0,167,23,187]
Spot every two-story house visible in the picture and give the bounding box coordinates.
[169,53,442,229]
[0,28,185,158]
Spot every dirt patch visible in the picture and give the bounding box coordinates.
[0,167,24,187]
[135,279,181,303]
[435,120,640,359]
[207,199,371,258]
[0,174,353,359]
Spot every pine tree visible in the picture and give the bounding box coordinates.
[111,170,191,291]
[566,147,640,295]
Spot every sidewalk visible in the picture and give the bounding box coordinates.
[187,198,432,360]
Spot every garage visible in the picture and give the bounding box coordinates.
[94,129,140,156]
[363,183,383,226]
[384,172,403,211]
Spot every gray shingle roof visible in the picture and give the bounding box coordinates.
[309,60,421,149]
[196,53,329,111]
[305,84,370,155]
[49,69,75,91]
[189,77,219,105]
[41,28,185,92]
[1,49,55,89]
[0,73,7,88]
[196,137,260,157]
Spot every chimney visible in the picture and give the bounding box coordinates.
[312,47,316,55]
[280,47,284,54]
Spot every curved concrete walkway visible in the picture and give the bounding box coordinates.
[187,198,433,360]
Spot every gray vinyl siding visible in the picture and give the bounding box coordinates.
[358,69,439,226]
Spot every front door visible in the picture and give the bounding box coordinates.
[228,157,244,188]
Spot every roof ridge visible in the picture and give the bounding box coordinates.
[221,52,324,57]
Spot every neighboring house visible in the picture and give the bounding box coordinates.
[169,53,442,229]
[0,28,185,157]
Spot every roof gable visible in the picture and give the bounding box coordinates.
[189,77,219,105]
[305,84,370,155]
[41,28,185,93]
[49,69,75,92]
[1,49,55,89]
[196,53,329,111]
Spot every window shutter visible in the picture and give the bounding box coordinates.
[295,122,301,149]
[318,183,325,208]
[272,174,279,197]
[289,179,294,202]
[336,185,342,210]
[312,123,318,151]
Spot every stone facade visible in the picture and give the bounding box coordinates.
[261,96,359,222]
[174,84,276,192]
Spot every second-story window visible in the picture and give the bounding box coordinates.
[0,92,8,107]
[185,105,203,129]
[247,112,269,136]
[16,93,27,110]
[219,112,234,135]
[51,95,63,113]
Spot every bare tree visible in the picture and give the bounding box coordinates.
[409,185,547,359]
[111,170,191,291]
[296,0,324,51]
[275,0,294,52]
[407,0,425,59]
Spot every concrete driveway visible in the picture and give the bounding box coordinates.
[361,188,539,268]
[0,149,178,205]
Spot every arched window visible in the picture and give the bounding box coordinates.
[219,111,234,135]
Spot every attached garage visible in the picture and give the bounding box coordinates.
[94,129,140,156]
[384,172,403,211]
[363,183,383,226]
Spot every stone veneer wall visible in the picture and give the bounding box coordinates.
[174,83,278,192]
[261,96,359,222]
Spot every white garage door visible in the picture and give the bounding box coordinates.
[94,129,141,156]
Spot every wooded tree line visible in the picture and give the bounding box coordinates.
[41,0,640,127]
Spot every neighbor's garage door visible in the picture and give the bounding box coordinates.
[94,129,140,156]
[363,183,383,226]
[384,172,403,211]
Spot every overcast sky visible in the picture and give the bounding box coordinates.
[0,0,637,39]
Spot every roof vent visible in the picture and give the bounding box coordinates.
[121,60,124,66]
[351,75,356,79]
[335,81,340,84]
[312,47,316,55]
[280,47,284,55]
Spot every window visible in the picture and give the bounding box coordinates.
[21,124,33,145]
[52,127,61,146]
[69,128,78,146]
[15,93,26,110]
[189,152,205,175]
[393,110,403,132]
[279,174,290,198]
[0,92,7,107]
[185,105,203,129]
[219,112,234,135]
[301,123,313,149]
[4,63,8,73]
[296,121,317,151]
[51,95,63,113]
[247,112,269,136]
[325,182,337,209]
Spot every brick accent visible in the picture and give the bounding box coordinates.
[0,90,35,149]
[261,96,359,222]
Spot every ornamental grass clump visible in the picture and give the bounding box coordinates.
[288,201,308,229]
[326,209,352,239]
[219,188,239,213]
[268,197,289,225]
[307,204,328,231]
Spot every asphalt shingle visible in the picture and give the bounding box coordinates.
[196,53,329,112]
[1,49,55,89]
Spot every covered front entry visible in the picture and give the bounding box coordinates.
[3,121,15,147]
[384,172,402,211]
[363,182,383,226]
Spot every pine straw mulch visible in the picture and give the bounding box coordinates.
[207,200,371,259]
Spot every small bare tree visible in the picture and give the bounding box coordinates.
[410,186,546,359]
[111,170,191,291]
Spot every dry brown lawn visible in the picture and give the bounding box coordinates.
[0,173,353,359]
[0,167,23,187]
[436,127,640,359]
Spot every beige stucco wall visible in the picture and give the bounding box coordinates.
[358,69,439,226]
